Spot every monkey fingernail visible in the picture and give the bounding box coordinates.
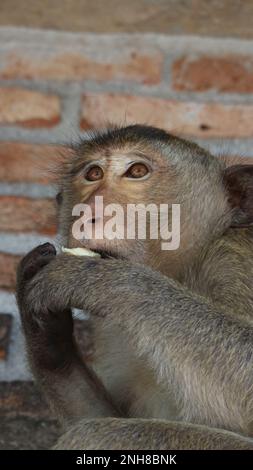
[38,243,56,256]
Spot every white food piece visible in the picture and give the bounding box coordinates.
[61,246,101,257]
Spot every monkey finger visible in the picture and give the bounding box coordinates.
[17,243,57,283]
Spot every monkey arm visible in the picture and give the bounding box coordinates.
[53,417,253,450]
[16,244,120,427]
[25,253,253,435]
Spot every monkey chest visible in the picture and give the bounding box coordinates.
[93,325,179,420]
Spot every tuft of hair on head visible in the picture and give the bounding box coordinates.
[74,123,175,154]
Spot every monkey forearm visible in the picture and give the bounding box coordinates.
[20,306,120,425]
[54,418,253,450]
[26,255,253,432]
[34,359,120,426]
[17,245,121,425]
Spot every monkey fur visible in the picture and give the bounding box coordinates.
[16,125,253,449]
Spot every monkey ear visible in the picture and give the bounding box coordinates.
[223,164,253,228]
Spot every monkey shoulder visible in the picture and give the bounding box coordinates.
[186,228,253,321]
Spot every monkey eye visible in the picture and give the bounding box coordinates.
[84,165,104,182]
[125,162,150,180]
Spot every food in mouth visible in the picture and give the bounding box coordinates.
[61,246,101,258]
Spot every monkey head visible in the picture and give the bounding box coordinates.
[56,125,253,278]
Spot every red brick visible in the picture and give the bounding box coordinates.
[0,142,70,184]
[0,196,56,235]
[172,55,253,93]
[1,51,162,85]
[81,93,253,138]
[0,88,60,128]
[0,314,12,360]
[222,155,253,167]
[0,253,21,291]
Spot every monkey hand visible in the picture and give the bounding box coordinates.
[16,243,75,371]
[17,246,174,336]
[17,242,56,304]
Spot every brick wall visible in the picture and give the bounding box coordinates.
[1,27,253,382]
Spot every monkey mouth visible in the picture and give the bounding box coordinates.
[92,248,123,260]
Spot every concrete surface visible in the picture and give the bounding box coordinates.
[0,381,59,449]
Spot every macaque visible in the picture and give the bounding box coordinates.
[16,125,253,449]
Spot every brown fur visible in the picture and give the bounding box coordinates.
[16,125,253,449]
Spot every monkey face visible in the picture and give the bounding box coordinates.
[57,125,231,277]
[59,145,176,270]
[65,151,162,263]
